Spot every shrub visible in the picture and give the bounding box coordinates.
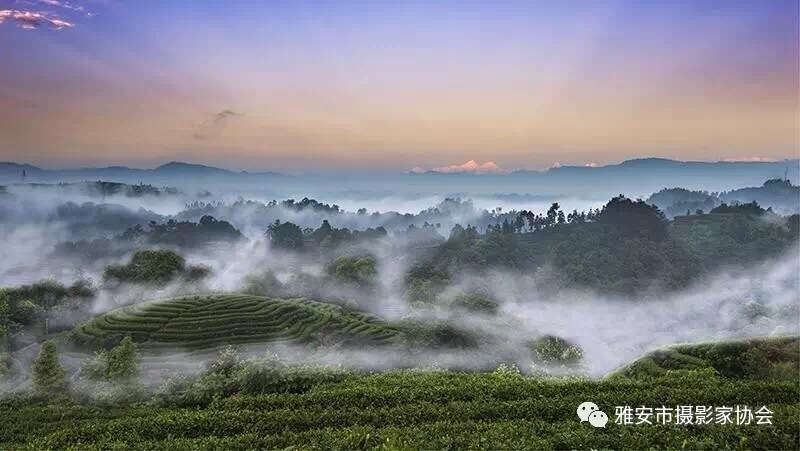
[235,352,287,395]
[530,335,584,365]
[10,300,41,325]
[79,337,139,382]
[492,362,522,379]
[208,345,241,377]
[72,379,147,406]
[79,350,109,381]
[106,336,139,381]
[451,292,498,314]
[186,264,212,281]
[242,271,283,296]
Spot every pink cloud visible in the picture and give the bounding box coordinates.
[0,9,75,29]
[418,160,507,174]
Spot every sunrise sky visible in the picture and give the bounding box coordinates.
[1,0,798,172]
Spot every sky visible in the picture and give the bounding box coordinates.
[1,0,798,172]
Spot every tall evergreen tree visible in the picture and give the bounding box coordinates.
[32,340,68,397]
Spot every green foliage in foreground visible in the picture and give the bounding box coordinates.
[0,371,797,449]
[608,336,800,381]
[154,346,350,407]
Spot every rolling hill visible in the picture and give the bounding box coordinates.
[70,294,407,350]
[607,336,799,381]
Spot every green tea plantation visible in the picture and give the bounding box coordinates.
[1,370,798,449]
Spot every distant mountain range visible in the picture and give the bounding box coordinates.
[0,161,283,179]
[1,158,797,199]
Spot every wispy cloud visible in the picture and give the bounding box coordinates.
[193,110,240,141]
[38,0,87,14]
[0,9,75,29]
[722,157,780,163]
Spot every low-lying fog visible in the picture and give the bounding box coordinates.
[0,183,797,385]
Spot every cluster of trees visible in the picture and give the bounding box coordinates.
[646,188,719,218]
[671,203,799,268]
[720,179,799,215]
[326,256,377,288]
[394,222,443,245]
[26,181,176,198]
[52,202,163,238]
[179,197,343,224]
[708,201,767,215]
[55,215,243,261]
[79,336,139,382]
[178,196,497,240]
[266,219,387,251]
[515,203,602,232]
[103,250,210,287]
[648,179,799,218]
[407,195,799,297]
[548,196,695,293]
[0,279,94,352]
[22,337,140,401]
[308,220,387,250]
[404,264,450,305]
[415,218,534,280]
[272,197,342,214]
[121,215,243,248]
[265,220,305,249]
[81,181,177,198]
[242,256,379,307]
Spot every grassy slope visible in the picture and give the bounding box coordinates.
[71,294,406,350]
[607,336,799,381]
[1,372,798,449]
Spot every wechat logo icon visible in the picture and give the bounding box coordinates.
[577,401,609,428]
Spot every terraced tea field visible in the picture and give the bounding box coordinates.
[71,294,406,350]
[608,336,800,381]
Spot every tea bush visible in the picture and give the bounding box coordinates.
[1,371,797,449]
